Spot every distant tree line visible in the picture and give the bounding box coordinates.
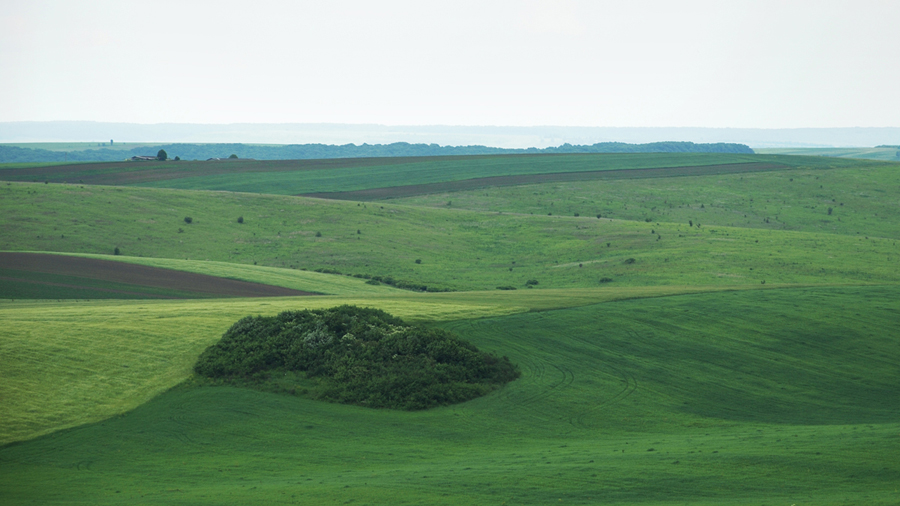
[0,140,754,164]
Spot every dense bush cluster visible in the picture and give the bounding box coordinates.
[194,305,520,410]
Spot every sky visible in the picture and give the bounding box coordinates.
[2,0,899,128]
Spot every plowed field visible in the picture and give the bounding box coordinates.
[0,252,316,298]
[300,162,787,200]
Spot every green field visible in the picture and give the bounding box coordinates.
[757,146,900,161]
[1,153,898,505]
[2,287,898,504]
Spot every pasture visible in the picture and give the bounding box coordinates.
[1,287,898,505]
[1,152,898,505]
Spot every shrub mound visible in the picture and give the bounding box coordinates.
[194,305,520,410]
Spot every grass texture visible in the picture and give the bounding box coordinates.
[0,283,760,445]
[2,182,899,292]
[1,286,898,505]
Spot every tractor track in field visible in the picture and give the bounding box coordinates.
[300,162,788,201]
[0,252,318,298]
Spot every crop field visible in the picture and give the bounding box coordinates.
[1,152,882,196]
[1,152,898,505]
[299,162,788,200]
[0,252,316,299]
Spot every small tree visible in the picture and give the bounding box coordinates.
[228,154,238,159]
[114,246,120,255]
[184,216,192,224]
[237,216,244,224]
[157,149,168,161]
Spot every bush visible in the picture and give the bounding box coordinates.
[525,279,539,286]
[184,216,192,224]
[193,306,520,410]
[624,258,636,264]
[315,231,322,237]
[228,154,238,159]
[114,246,120,255]
[496,286,517,290]
[599,277,613,283]
[415,259,422,264]
[157,149,167,161]
[237,216,244,224]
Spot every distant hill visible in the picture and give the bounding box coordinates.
[0,141,753,163]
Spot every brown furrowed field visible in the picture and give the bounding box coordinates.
[300,161,788,200]
[0,252,317,298]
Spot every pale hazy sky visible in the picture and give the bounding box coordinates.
[2,0,898,128]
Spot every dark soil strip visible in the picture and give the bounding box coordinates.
[0,276,183,299]
[300,162,789,201]
[0,253,317,298]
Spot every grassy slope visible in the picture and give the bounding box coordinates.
[391,161,900,239]
[2,154,899,504]
[2,286,898,505]
[0,283,761,445]
[2,182,899,291]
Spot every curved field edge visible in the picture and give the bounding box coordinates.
[3,251,406,296]
[298,161,789,200]
[2,285,898,505]
[0,282,804,445]
[2,153,886,196]
[0,252,318,299]
[3,183,900,291]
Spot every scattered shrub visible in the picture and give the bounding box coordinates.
[599,277,613,283]
[496,286,517,290]
[415,259,422,264]
[228,154,238,159]
[574,212,579,217]
[157,149,167,161]
[193,306,520,410]
[184,217,192,224]
[525,279,539,286]
[315,231,322,237]
[237,216,244,224]
[114,247,120,255]
[624,258,636,264]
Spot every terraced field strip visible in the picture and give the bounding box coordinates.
[0,252,317,298]
[0,156,432,185]
[300,162,788,200]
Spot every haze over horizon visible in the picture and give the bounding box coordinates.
[2,1,898,132]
